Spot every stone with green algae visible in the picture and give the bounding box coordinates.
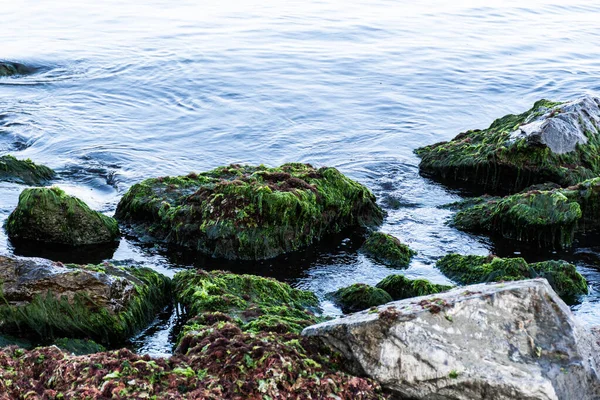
[115,163,383,260]
[0,256,171,345]
[0,62,35,77]
[6,187,120,245]
[328,283,393,314]
[436,254,587,303]
[361,232,416,268]
[0,155,55,185]
[416,95,600,193]
[376,275,453,301]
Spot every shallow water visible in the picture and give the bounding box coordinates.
[3,0,600,356]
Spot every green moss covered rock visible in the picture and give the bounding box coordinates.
[328,283,393,314]
[174,269,323,338]
[451,177,600,249]
[0,62,35,77]
[436,254,587,302]
[115,163,383,260]
[0,155,54,185]
[376,275,453,300]
[0,256,171,345]
[6,187,120,245]
[361,232,416,268]
[416,96,600,193]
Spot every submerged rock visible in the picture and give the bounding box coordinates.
[115,163,383,260]
[0,155,55,185]
[375,274,453,300]
[0,61,35,77]
[451,177,600,248]
[303,279,600,400]
[360,232,416,268]
[416,95,600,193]
[328,283,393,314]
[52,338,106,355]
[0,256,171,345]
[436,254,587,302]
[6,187,120,246]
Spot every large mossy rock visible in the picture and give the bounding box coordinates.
[436,254,587,302]
[451,177,600,248]
[360,232,416,268]
[416,95,600,193]
[303,279,600,399]
[0,155,55,185]
[6,187,120,245]
[0,62,35,77]
[0,256,171,345]
[174,269,323,337]
[328,283,393,314]
[115,163,384,260]
[376,275,453,301]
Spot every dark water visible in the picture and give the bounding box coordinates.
[3,0,600,356]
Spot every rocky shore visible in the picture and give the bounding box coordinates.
[0,88,599,398]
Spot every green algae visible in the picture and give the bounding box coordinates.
[174,269,323,338]
[361,232,416,268]
[52,338,106,355]
[116,163,383,260]
[5,187,120,246]
[0,62,34,77]
[415,99,600,193]
[376,275,453,300]
[0,155,55,185]
[328,283,393,314]
[436,254,587,302]
[0,264,171,345]
[450,177,600,249]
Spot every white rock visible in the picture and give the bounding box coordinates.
[508,95,600,154]
[302,279,600,400]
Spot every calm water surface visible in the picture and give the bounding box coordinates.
[3,0,600,356]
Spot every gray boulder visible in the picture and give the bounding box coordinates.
[303,279,600,400]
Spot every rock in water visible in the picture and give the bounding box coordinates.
[0,61,35,77]
[327,283,393,314]
[0,155,55,185]
[303,279,600,400]
[360,232,416,268]
[115,163,383,260]
[375,274,453,300]
[416,95,600,193]
[6,187,120,245]
[0,256,171,345]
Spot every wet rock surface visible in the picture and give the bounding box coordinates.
[360,231,416,268]
[0,62,35,77]
[416,96,600,193]
[303,279,600,400]
[0,256,170,344]
[328,283,393,314]
[0,155,55,185]
[115,163,383,260]
[6,187,120,246]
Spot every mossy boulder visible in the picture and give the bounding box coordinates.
[361,232,416,268]
[451,177,600,249]
[0,155,55,185]
[436,254,587,302]
[0,62,35,77]
[174,269,323,338]
[0,256,171,345]
[416,96,600,193]
[328,283,393,314]
[115,163,384,260]
[376,275,453,300]
[6,187,120,246]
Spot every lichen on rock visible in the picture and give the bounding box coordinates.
[328,283,393,314]
[0,155,55,185]
[360,232,416,268]
[115,163,384,260]
[416,95,600,193]
[436,253,587,302]
[376,274,453,301]
[0,256,171,345]
[6,187,120,246]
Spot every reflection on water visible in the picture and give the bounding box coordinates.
[2,0,600,355]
